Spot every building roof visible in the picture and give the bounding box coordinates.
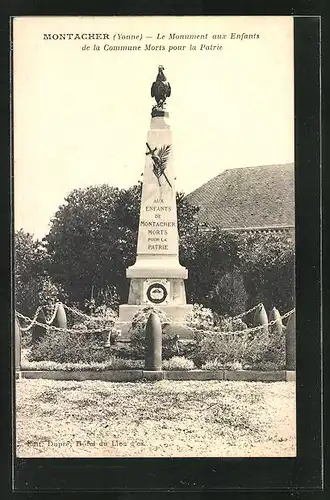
[185,163,295,230]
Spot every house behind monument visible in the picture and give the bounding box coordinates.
[185,163,294,240]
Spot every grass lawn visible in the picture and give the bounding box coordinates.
[15,379,296,457]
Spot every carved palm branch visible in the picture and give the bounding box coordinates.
[152,145,172,188]
[157,145,171,171]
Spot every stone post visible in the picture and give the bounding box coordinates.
[269,307,283,336]
[285,310,296,370]
[51,302,67,329]
[253,303,269,337]
[145,312,162,371]
[15,317,21,371]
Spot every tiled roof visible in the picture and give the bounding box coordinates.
[185,163,294,229]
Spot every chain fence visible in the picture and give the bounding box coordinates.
[232,302,263,320]
[16,303,295,338]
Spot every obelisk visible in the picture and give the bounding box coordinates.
[118,66,192,335]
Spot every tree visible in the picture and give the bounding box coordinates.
[180,226,246,315]
[238,232,295,314]
[15,229,46,280]
[45,184,123,306]
[14,229,63,316]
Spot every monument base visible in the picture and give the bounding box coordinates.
[126,255,188,279]
[116,303,193,338]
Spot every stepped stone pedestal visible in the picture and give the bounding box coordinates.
[117,108,192,337]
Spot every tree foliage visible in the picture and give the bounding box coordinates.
[14,229,63,316]
[180,227,247,315]
[45,184,127,306]
[238,232,295,314]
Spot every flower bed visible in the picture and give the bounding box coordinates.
[22,304,286,373]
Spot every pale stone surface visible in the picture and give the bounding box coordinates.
[127,115,187,279]
[224,370,286,382]
[285,370,296,382]
[127,278,187,305]
[142,371,164,380]
[21,370,143,381]
[15,317,21,370]
[118,111,191,332]
[164,371,224,380]
[119,304,193,322]
[20,370,293,382]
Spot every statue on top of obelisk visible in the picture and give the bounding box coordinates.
[117,65,192,337]
[151,65,171,117]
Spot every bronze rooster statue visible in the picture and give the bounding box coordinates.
[151,65,171,111]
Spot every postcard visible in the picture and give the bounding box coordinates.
[13,16,295,459]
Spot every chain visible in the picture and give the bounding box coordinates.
[62,304,91,319]
[213,308,294,336]
[169,308,295,336]
[19,302,62,330]
[18,306,42,332]
[16,306,295,338]
[16,311,110,335]
[19,302,115,326]
[45,302,60,325]
[63,304,113,322]
[232,302,263,320]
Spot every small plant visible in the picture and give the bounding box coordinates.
[106,357,143,370]
[214,315,247,332]
[201,360,224,371]
[186,304,214,331]
[247,360,285,371]
[200,359,244,371]
[162,356,195,371]
[225,360,243,370]
[130,306,170,329]
[21,357,144,371]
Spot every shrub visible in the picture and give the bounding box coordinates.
[186,304,214,331]
[248,360,284,371]
[20,329,32,348]
[128,306,180,360]
[201,360,243,371]
[196,330,250,367]
[28,328,110,363]
[21,357,144,371]
[84,286,120,313]
[181,227,242,315]
[195,325,285,370]
[201,360,224,371]
[106,357,143,370]
[14,230,67,317]
[162,356,195,371]
[214,315,248,332]
[208,270,249,317]
[184,311,247,367]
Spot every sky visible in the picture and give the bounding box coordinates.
[13,16,294,239]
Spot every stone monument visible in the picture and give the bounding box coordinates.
[117,66,192,335]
